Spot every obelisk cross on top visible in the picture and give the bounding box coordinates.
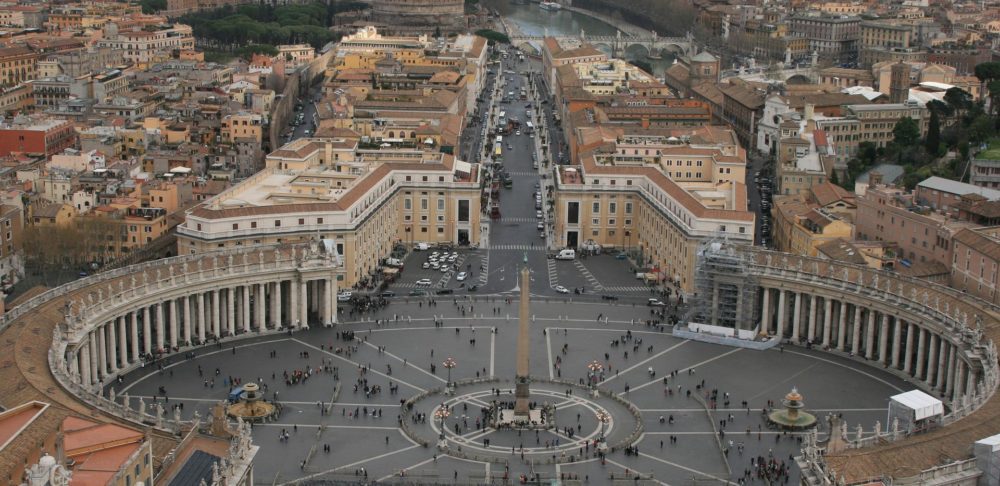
[514,252,531,416]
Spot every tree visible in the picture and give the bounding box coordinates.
[926,99,953,119]
[925,109,941,155]
[474,29,510,44]
[944,87,972,120]
[892,117,920,147]
[967,114,994,143]
[975,61,1000,83]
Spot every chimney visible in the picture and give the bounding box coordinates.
[804,103,815,122]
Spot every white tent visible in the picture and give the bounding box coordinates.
[890,390,944,421]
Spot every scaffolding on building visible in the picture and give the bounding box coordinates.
[685,239,759,335]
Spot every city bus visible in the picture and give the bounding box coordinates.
[494,142,502,159]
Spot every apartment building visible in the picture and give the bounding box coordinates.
[96,22,195,66]
[788,13,861,65]
[553,126,754,293]
[772,191,854,257]
[0,117,77,157]
[950,226,1000,305]
[817,102,928,167]
[177,138,481,287]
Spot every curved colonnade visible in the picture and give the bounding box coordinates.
[0,244,994,483]
[743,248,1000,482]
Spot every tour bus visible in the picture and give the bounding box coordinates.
[494,142,503,159]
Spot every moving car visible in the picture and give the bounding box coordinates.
[555,249,576,260]
[416,278,433,286]
[456,272,468,281]
[648,298,666,307]
[337,291,353,302]
[554,285,569,294]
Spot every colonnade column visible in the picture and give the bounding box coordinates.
[903,322,915,374]
[289,280,298,328]
[791,292,802,342]
[212,289,221,337]
[865,310,876,360]
[926,334,938,387]
[227,288,236,335]
[850,305,862,354]
[822,298,832,348]
[141,307,150,356]
[273,281,282,328]
[953,359,966,402]
[197,292,206,342]
[242,286,251,333]
[945,345,956,395]
[323,279,334,326]
[97,325,107,380]
[130,312,140,363]
[80,342,92,386]
[300,280,309,328]
[256,283,266,331]
[807,295,817,343]
[170,299,179,350]
[109,318,120,372]
[916,326,927,380]
[776,290,787,337]
[836,301,848,351]
[154,303,164,352]
[891,318,902,369]
[936,339,949,391]
[760,287,771,333]
[183,296,192,345]
[878,314,889,365]
[89,335,99,384]
[117,315,128,367]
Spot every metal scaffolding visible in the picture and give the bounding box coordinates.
[686,240,759,333]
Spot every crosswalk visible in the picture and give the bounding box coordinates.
[574,259,604,291]
[506,171,538,177]
[496,217,539,224]
[546,258,558,286]
[601,285,655,293]
[485,244,547,251]
[478,252,490,285]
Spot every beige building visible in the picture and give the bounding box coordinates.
[950,226,1000,305]
[772,195,854,257]
[817,102,928,167]
[222,112,264,144]
[553,126,754,292]
[178,138,481,287]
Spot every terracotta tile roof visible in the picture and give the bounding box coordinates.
[810,182,856,208]
[953,228,1000,260]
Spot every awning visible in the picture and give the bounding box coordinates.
[890,390,944,420]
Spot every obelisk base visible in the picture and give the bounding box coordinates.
[514,375,531,416]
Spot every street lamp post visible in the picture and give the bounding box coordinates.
[587,360,603,390]
[434,404,451,442]
[443,357,457,387]
[596,409,610,441]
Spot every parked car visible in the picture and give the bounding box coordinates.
[416,279,433,286]
[436,288,454,295]
[408,289,428,296]
[456,271,468,281]
[554,285,569,294]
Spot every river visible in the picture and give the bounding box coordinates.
[484,0,675,75]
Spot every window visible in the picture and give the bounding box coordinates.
[421,227,428,233]
[275,220,281,227]
[421,199,428,210]
[404,198,412,210]
[625,202,633,214]
[437,227,444,233]
[608,219,616,226]
[592,218,600,225]
[317,217,323,224]
[567,202,580,224]
[232,223,238,230]
[609,202,616,214]
[437,198,445,211]
[251,222,257,229]
[298,218,305,225]
[592,202,600,213]
[458,200,470,222]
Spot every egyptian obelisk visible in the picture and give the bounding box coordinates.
[513,261,531,417]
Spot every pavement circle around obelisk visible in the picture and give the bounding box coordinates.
[402,379,642,463]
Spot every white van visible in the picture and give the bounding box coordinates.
[555,249,576,260]
[415,242,430,251]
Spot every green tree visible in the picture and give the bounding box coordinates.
[140,0,167,13]
[925,109,941,155]
[892,117,920,147]
[968,114,995,143]
[975,61,1000,83]
[944,87,973,120]
[474,29,510,44]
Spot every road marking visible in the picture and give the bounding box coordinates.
[573,259,604,291]
[624,348,743,394]
[288,444,419,484]
[639,407,888,413]
[546,327,554,379]
[634,452,734,485]
[377,457,437,482]
[603,458,670,486]
[781,348,905,392]
[292,339,428,393]
[255,423,400,431]
[357,339,447,384]
[490,331,496,377]
[599,340,689,385]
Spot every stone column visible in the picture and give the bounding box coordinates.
[227,288,236,335]
[142,307,152,356]
[891,318,902,369]
[807,295,817,343]
[89,335,99,384]
[903,322,915,375]
[170,299,179,350]
[80,342,92,386]
[197,292,206,342]
[155,303,165,352]
[256,283,266,331]
[776,290,787,337]
[791,292,802,342]
[836,301,848,351]
[878,313,889,365]
[242,286,251,333]
[117,315,127,367]
[953,359,965,403]
[916,326,927,380]
[324,279,335,326]
[272,280,282,328]
[851,305,862,354]
[69,349,80,379]
[212,289,221,337]
[822,298,832,348]
[760,287,771,333]
[945,344,956,395]
[109,318,120,372]
[865,310,876,359]
[299,280,309,328]
[936,339,948,391]
[926,334,938,386]
[183,296,192,345]
[289,279,299,328]
[97,324,107,379]
[130,314,140,365]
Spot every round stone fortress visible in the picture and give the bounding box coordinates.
[0,243,997,484]
[370,0,465,28]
